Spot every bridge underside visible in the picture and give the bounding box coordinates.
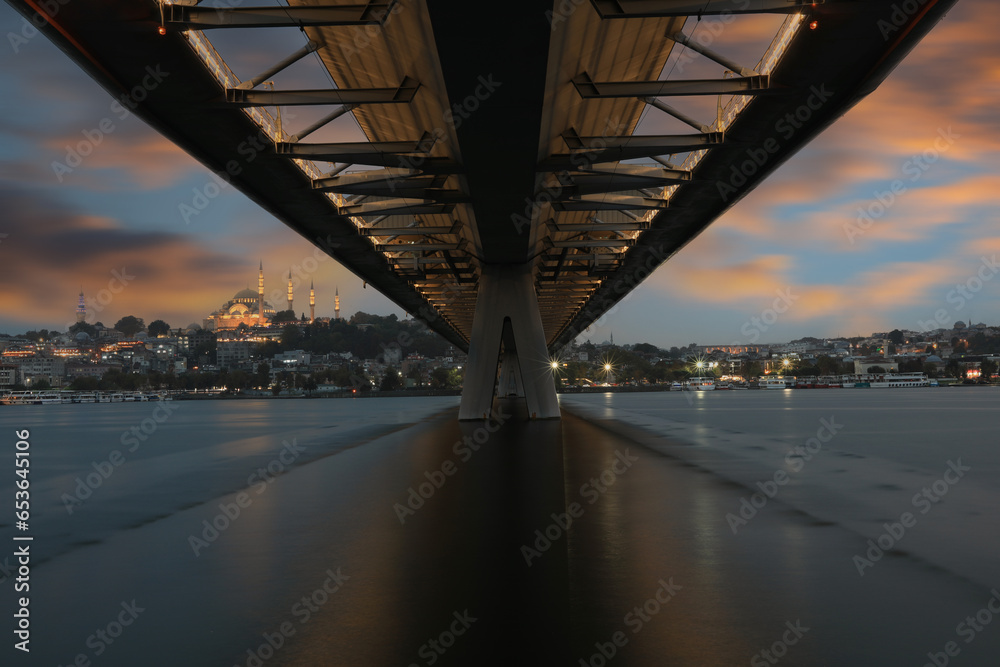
[6,0,959,418]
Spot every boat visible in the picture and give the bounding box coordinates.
[869,372,930,388]
[685,377,716,391]
[670,382,684,391]
[761,376,793,390]
[0,391,42,405]
[75,392,97,403]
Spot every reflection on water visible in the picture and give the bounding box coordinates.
[1,392,999,666]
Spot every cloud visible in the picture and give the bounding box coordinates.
[0,186,250,329]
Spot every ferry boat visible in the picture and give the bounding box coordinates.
[685,377,716,391]
[869,372,930,388]
[670,382,684,391]
[761,376,793,390]
[75,392,97,403]
[1,391,42,405]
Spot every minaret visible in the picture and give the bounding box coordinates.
[257,260,264,324]
[287,270,293,313]
[334,286,340,320]
[76,288,87,323]
[309,281,315,323]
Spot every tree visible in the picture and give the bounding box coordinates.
[980,359,997,381]
[69,321,97,337]
[31,378,51,390]
[114,316,145,337]
[633,342,659,355]
[148,320,171,337]
[280,323,301,348]
[887,329,905,345]
[923,362,938,378]
[744,360,763,380]
[815,355,839,376]
[430,367,451,388]
[69,376,99,391]
[867,366,886,374]
[380,367,402,391]
[271,310,297,324]
[303,376,318,394]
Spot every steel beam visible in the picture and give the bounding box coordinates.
[548,130,724,163]
[164,3,398,29]
[552,194,668,211]
[361,222,460,235]
[578,162,691,180]
[590,0,824,18]
[550,239,636,248]
[227,77,419,106]
[573,73,771,98]
[378,242,462,252]
[550,220,649,232]
[343,199,453,216]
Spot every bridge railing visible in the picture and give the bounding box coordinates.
[182,29,360,227]
[639,12,805,225]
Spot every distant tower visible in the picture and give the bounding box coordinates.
[257,260,264,324]
[309,281,315,323]
[76,288,87,323]
[334,286,341,320]
[287,270,293,313]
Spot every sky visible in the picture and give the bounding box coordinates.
[1,2,998,349]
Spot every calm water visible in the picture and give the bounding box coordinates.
[0,390,997,666]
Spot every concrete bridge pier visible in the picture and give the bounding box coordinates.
[458,265,560,420]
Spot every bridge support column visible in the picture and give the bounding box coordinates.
[458,265,560,420]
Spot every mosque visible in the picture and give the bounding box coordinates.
[202,262,341,331]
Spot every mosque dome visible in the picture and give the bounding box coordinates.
[233,287,258,300]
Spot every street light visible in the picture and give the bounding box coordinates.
[551,360,560,370]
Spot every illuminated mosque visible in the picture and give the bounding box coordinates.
[203,262,338,331]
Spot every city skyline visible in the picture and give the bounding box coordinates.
[2,2,998,348]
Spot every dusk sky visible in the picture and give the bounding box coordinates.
[1,1,997,348]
